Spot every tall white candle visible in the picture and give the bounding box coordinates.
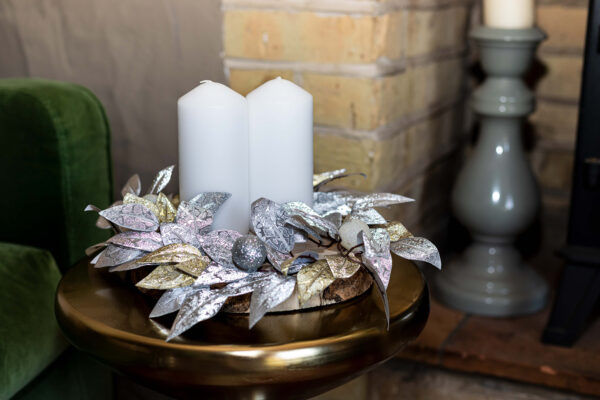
[247,77,313,206]
[178,80,250,233]
[483,0,535,29]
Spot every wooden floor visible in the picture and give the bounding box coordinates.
[398,297,600,397]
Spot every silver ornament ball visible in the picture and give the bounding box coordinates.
[232,235,267,272]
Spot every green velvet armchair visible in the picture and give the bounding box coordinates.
[0,79,114,399]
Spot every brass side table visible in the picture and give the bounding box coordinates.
[56,255,429,399]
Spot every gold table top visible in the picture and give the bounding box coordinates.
[56,255,429,400]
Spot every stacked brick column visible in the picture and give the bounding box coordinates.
[223,0,472,235]
[531,0,587,216]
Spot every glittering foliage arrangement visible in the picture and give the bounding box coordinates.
[85,166,441,341]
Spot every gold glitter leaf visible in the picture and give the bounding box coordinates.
[137,243,202,265]
[155,192,177,223]
[280,258,294,276]
[175,256,211,277]
[123,193,160,217]
[378,221,412,242]
[136,265,195,290]
[325,256,361,279]
[296,260,335,306]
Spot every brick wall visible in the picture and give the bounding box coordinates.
[223,0,473,237]
[531,0,586,218]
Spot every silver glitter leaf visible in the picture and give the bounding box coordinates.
[85,242,107,256]
[323,212,343,229]
[296,259,335,305]
[121,174,142,197]
[360,230,392,289]
[107,231,163,252]
[325,255,361,279]
[85,203,119,231]
[136,243,202,266]
[199,230,242,269]
[160,223,202,249]
[90,250,102,265]
[84,204,101,213]
[265,246,292,273]
[352,193,414,211]
[189,192,231,215]
[95,245,146,268]
[148,165,174,195]
[312,192,354,216]
[249,274,296,328]
[281,251,319,275]
[289,251,319,275]
[99,203,159,232]
[167,290,228,341]
[285,218,321,243]
[136,264,195,290]
[194,262,249,286]
[175,201,213,234]
[390,237,442,269]
[358,236,390,330]
[351,208,387,225]
[217,272,273,297]
[149,285,207,318]
[313,169,366,191]
[251,198,295,253]
[283,202,338,239]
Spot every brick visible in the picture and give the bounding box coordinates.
[302,57,463,130]
[535,55,583,101]
[531,149,574,193]
[406,6,469,58]
[530,101,578,146]
[229,69,294,96]
[537,5,587,52]
[313,106,462,192]
[404,57,463,115]
[380,150,461,229]
[223,10,403,63]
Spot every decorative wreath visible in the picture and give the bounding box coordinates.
[85,166,441,341]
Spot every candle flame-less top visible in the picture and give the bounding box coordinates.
[483,0,535,29]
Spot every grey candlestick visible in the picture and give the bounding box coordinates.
[435,27,549,316]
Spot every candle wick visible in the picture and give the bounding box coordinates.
[199,80,212,84]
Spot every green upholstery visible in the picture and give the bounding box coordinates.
[0,79,113,271]
[0,79,114,399]
[0,243,66,399]
[11,349,112,400]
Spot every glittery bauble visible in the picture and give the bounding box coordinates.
[232,235,267,272]
[339,218,370,251]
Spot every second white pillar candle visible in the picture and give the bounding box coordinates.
[247,77,314,206]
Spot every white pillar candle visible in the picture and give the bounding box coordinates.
[178,80,250,233]
[483,0,535,29]
[247,77,313,206]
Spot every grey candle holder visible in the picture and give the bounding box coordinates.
[435,27,549,316]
